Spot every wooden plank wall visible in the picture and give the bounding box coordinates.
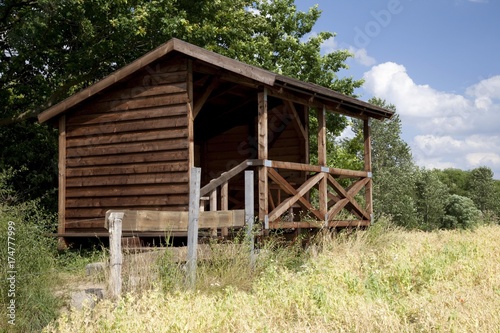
[63,56,190,232]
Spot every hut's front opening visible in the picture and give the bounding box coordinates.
[191,63,373,232]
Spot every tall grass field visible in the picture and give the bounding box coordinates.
[42,222,500,333]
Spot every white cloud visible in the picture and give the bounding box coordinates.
[348,47,376,67]
[319,36,376,67]
[363,62,500,178]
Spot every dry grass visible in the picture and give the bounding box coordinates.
[43,223,500,332]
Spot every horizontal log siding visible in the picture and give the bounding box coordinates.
[63,57,189,232]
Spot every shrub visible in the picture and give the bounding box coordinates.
[442,194,482,230]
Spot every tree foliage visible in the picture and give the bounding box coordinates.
[442,195,481,230]
[467,166,496,213]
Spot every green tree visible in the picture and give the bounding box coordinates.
[434,168,470,197]
[1,0,362,212]
[467,166,496,213]
[414,169,449,230]
[359,98,418,227]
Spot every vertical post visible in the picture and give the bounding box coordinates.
[187,167,201,289]
[209,189,217,237]
[304,105,310,165]
[245,171,255,265]
[258,89,269,229]
[221,182,229,237]
[58,115,68,250]
[364,118,373,223]
[304,106,310,204]
[317,106,328,224]
[109,211,124,299]
[187,59,195,169]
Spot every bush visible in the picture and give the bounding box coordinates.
[442,194,482,230]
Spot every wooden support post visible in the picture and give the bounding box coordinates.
[258,89,269,229]
[221,182,229,237]
[317,106,328,224]
[364,119,373,223]
[209,189,217,237]
[187,59,195,169]
[57,115,68,250]
[108,211,124,299]
[304,105,310,165]
[245,171,255,267]
[187,167,201,289]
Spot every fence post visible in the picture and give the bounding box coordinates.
[245,170,255,267]
[108,211,124,299]
[187,167,201,289]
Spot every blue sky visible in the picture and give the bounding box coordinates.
[295,0,500,179]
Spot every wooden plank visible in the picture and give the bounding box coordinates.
[140,71,188,87]
[187,167,201,289]
[66,172,188,187]
[66,138,188,158]
[364,119,373,221]
[104,209,246,232]
[67,104,187,126]
[66,195,189,208]
[66,150,188,167]
[58,115,67,247]
[199,160,250,196]
[267,160,369,178]
[95,82,187,103]
[258,89,269,226]
[66,161,188,178]
[92,93,189,114]
[66,128,188,148]
[267,169,324,221]
[66,116,188,137]
[66,184,188,198]
[66,205,188,220]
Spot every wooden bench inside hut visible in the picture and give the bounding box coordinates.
[37,38,393,246]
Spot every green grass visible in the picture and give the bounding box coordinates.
[0,205,60,333]
[43,221,500,333]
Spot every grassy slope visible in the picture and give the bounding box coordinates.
[44,224,500,333]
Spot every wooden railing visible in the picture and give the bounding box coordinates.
[200,159,373,231]
[253,160,372,228]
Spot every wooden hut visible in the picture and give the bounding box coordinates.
[38,38,393,244]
